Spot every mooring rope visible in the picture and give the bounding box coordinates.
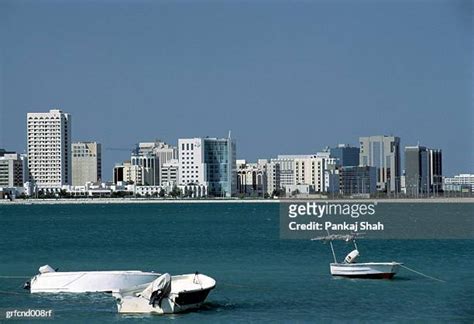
[400,264,446,283]
[0,276,30,279]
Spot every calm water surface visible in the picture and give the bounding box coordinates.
[0,203,472,323]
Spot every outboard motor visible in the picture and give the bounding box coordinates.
[344,249,359,264]
[140,273,172,307]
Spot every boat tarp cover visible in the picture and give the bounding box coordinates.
[140,273,171,306]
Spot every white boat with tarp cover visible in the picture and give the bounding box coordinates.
[25,265,161,293]
[312,233,402,279]
[113,272,216,314]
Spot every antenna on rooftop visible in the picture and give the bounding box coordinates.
[228,130,232,139]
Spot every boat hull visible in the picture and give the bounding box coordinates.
[330,262,401,279]
[114,273,216,314]
[30,271,161,293]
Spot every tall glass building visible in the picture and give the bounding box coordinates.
[359,135,401,193]
[203,137,236,197]
[329,144,360,167]
[405,145,442,196]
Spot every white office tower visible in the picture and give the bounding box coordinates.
[27,109,71,189]
[178,138,206,186]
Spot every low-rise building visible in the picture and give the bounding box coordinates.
[161,159,179,186]
[113,161,144,185]
[237,160,267,197]
[444,174,474,193]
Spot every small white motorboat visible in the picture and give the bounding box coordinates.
[113,272,216,314]
[312,233,402,279]
[26,265,161,293]
[330,261,401,279]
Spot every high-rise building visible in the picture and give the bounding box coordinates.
[178,136,236,197]
[27,109,71,189]
[405,145,442,196]
[359,135,401,192]
[0,151,26,187]
[329,144,360,167]
[405,146,429,196]
[178,138,206,186]
[72,142,102,186]
[137,141,177,185]
[429,149,443,194]
[203,137,237,197]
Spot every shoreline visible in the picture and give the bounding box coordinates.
[1,197,473,205]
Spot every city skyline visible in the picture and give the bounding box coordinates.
[1,0,472,177]
[0,108,469,180]
[2,108,474,198]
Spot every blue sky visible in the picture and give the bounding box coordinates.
[0,0,472,179]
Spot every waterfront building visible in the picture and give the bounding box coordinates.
[444,174,474,193]
[179,136,236,197]
[359,135,401,193]
[203,137,237,197]
[178,184,208,198]
[340,166,377,195]
[113,164,125,184]
[267,151,339,193]
[27,109,71,189]
[275,154,335,193]
[270,157,295,190]
[137,141,178,185]
[324,160,340,193]
[161,159,179,186]
[263,159,280,195]
[285,184,315,196]
[405,146,443,196]
[329,144,360,167]
[178,138,206,186]
[429,149,443,194]
[113,161,143,185]
[0,151,25,187]
[71,142,102,186]
[131,153,159,186]
[237,160,268,197]
[293,155,325,192]
[405,146,429,196]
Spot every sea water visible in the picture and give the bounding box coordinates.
[0,203,472,323]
